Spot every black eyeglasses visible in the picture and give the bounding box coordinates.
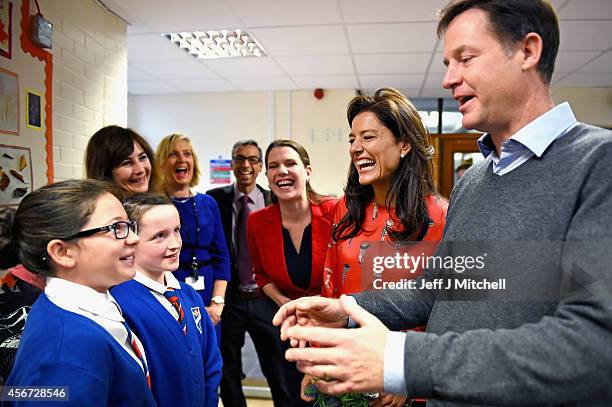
[63,220,138,241]
[232,155,261,165]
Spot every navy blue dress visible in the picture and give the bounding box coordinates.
[172,192,231,345]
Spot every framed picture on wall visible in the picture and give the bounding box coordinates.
[26,89,42,130]
[0,67,18,135]
[0,144,32,207]
[0,1,12,59]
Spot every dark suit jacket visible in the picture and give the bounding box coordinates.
[246,200,337,300]
[206,184,271,302]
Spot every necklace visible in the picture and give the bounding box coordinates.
[173,192,200,278]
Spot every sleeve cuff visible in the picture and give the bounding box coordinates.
[384,331,408,394]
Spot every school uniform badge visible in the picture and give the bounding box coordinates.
[191,306,203,334]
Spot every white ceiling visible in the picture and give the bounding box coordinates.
[101,0,612,97]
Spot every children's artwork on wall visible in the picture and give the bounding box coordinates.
[0,144,32,206]
[26,89,41,130]
[0,1,12,59]
[0,67,18,135]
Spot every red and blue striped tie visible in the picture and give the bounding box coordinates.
[163,288,187,335]
[121,320,151,388]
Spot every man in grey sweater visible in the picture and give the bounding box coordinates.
[272,0,612,405]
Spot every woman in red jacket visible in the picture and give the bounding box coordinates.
[247,139,337,406]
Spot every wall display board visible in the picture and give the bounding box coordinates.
[0,67,18,135]
[0,143,32,206]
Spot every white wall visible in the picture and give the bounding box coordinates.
[128,89,355,196]
[129,84,612,195]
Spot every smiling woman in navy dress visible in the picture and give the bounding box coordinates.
[156,134,230,345]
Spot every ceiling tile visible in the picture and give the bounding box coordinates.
[128,33,190,61]
[105,0,242,32]
[128,80,180,95]
[347,23,438,53]
[359,74,425,89]
[555,51,602,73]
[550,0,566,9]
[559,21,612,51]
[228,77,298,91]
[354,53,431,74]
[251,26,350,56]
[128,65,154,81]
[579,51,612,73]
[423,73,444,89]
[361,87,422,98]
[166,78,237,93]
[556,72,612,87]
[131,60,218,79]
[127,25,155,35]
[558,0,612,19]
[204,57,286,77]
[227,0,342,26]
[116,1,612,95]
[551,72,568,85]
[276,55,354,76]
[420,88,453,98]
[428,52,447,74]
[292,75,358,89]
[340,0,448,23]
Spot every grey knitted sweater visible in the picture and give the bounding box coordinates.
[357,123,612,406]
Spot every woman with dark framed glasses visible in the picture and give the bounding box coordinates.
[155,134,230,346]
[1,179,156,406]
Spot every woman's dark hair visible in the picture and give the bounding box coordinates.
[0,207,18,269]
[437,0,559,84]
[85,125,158,193]
[264,139,327,205]
[333,88,436,243]
[123,193,174,225]
[0,179,121,277]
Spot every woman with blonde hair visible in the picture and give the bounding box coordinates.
[155,134,230,345]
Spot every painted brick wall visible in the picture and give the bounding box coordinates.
[42,0,128,180]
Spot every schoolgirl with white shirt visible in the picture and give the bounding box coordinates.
[1,179,155,406]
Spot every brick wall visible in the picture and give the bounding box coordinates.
[42,0,128,180]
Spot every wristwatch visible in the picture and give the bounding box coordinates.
[211,296,225,305]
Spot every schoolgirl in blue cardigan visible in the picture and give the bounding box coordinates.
[111,193,222,407]
[2,179,155,406]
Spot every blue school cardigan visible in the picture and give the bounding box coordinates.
[6,294,156,406]
[111,280,222,407]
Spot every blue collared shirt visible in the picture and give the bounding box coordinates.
[477,102,577,176]
[382,102,578,395]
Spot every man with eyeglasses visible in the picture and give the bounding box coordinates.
[207,140,291,407]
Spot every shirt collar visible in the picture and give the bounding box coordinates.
[134,270,181,295]
[478,102,577,158]
[233,185,261,204]
[45,277,124,322]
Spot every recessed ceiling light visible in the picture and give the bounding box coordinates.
[163,29,266,59]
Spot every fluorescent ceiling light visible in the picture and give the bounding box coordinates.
[163,29,266,59]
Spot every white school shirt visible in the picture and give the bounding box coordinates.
[133,270,183,321]
[45,277,149,371]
